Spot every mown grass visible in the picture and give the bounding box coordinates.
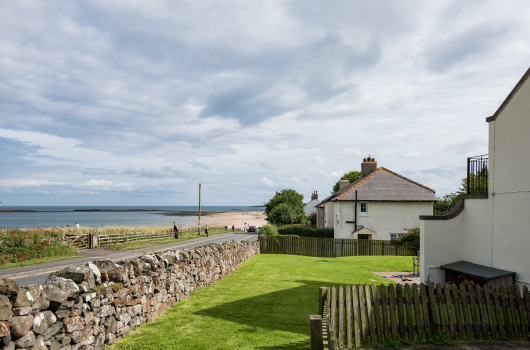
[111,255,411,350]
[99,228,234,251]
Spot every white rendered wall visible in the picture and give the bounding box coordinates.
[420,198,492,284]
[421,73,530,288]
[304,199,319,216]
[489,82,530,286]
[334,201,433,240]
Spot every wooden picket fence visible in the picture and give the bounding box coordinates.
[260,235,416,257]
[310,283,530,350]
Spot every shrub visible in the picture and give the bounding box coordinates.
[395,226,420,254]
[260,225,278,236]
[277,225,334,238]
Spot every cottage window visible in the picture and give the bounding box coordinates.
[390,233,403,241]
[360,203,368,215]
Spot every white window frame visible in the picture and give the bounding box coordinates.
[336,215,339,227]
[359,202,368,216]
[390,233,403,241]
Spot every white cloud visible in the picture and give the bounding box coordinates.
[259,177,275,188]
[1,0,529,205]
[313,155,326,166]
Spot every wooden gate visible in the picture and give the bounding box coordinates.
[65,234,90,250]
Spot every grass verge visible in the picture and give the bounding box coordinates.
[0,253,85,270]
[98,229,233,251]
[110,254,411,350]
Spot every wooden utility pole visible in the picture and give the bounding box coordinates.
[198,183,201,234]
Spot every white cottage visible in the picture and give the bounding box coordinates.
[317,157,436,240]
[304,191,320,216]
[420,67,530,288]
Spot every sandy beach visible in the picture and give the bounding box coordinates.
[182,211,268,230]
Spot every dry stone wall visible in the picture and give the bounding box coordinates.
[0,241,259,350]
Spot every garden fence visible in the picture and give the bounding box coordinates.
[260,235,416,257]
[310,283,530,350]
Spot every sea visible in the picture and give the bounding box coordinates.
[0,206,265,229]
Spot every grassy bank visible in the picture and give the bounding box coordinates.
[99,228,233,251]
[111,255,411,350]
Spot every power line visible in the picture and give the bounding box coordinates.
[201,184,270,200]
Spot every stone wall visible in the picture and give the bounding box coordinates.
[0,241,260,350]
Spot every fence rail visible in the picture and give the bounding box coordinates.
[260,235,416,257]
[63,226,225,248]
[311,283,530,349]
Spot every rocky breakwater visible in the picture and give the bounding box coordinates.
[0,240,260,350]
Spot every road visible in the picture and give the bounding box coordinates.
[0,231,258,287]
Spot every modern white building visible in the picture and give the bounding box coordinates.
[317,157,436,240]
[420,67,530,288]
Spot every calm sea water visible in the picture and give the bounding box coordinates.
[0,206,264,229]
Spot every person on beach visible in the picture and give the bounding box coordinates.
[205,225,209,237]
[173,222,179,239]
[232,225,235,232]
[75,222,80,229]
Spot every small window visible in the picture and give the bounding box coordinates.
[360,203,368,215]
[390,233,403,241]
[336,215,339,227]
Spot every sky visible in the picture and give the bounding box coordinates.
[1,0,529,207]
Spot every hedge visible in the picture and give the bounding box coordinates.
[277,225,334,238]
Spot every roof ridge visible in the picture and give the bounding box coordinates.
[378,167,436,193]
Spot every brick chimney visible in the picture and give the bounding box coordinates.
[339,178,350,190]
[361,156,377,177]
[311,191,318,201]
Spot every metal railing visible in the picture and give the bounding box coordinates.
[467,155,488,195]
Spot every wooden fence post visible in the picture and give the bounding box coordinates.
[310,315,324,350]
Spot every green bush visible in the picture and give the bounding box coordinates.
[259,225,278,236]
[277,225,334,238]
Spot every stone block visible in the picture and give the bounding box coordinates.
[9,314,33,338]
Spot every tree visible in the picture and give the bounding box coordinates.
[433,193,458,216]
[433,169,489,216]
[264,189,306,225]
[331,170,362,193]
[308,212,317,226]
[268,203,298,226]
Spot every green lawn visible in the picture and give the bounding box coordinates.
[111,254,412,350]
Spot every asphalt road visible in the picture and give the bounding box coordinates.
[0,231,258,287]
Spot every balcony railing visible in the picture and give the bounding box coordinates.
[467,154,488,195]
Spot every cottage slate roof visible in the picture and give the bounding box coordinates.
[317,167,436,206]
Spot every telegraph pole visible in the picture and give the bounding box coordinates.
[198,183,201,234]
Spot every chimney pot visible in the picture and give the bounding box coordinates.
[361,156,377,177]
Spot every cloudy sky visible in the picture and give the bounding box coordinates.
[1,1,529,207]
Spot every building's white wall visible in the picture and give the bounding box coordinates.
[420,217,463,284]
[334,201,433,240]
[491,189,530,287]
[325,203,330,228]
[333,202,341,236]
[304,199,320,216]
[422,72,530,288]
[491,79,530,194]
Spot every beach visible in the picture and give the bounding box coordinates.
[188,211,267,229]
